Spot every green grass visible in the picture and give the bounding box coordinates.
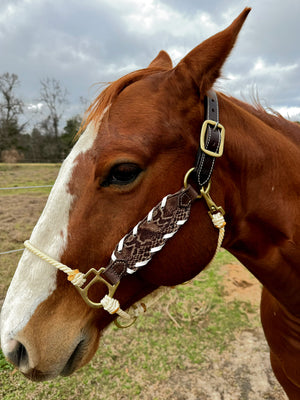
[0,252,257,400]
[0,164,61,295]
[0,351,13,372]
[0,163,60,195]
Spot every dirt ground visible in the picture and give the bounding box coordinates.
[136,264,288,400]
[162,263,288,400]
[142,328,287,400]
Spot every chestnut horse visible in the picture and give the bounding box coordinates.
[1,8,300,398]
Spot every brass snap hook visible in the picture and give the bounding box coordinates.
[200,184,225,218]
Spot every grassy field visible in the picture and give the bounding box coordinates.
[0,164,286,400]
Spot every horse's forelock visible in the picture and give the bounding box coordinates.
[77,67,169,139]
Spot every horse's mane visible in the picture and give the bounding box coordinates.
[78,68,300,147]
[230,96,300,145]
[77,67,165,137]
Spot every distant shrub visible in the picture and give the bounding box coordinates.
[1,148,24,163]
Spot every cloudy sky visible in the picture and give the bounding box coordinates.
[1,0,300,125]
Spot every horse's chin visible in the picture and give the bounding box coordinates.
[23,369,58,382]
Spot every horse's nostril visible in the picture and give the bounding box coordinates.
[8,341,29,368]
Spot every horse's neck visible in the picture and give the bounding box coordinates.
[217,95,300,314]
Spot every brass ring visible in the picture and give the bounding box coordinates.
[183,167,196,189]
[114,315,137,329]
[183,168,202,199]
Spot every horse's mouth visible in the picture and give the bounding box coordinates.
[60,338,87,377]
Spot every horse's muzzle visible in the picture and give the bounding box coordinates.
[5,335,88,381]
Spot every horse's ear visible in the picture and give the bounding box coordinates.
[148,50,173,69]
[175,7,251,96]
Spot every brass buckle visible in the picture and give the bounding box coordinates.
[76,267,120,309]
[200,120,225,158]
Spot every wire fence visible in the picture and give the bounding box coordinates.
[0,184,53,255]
[0,248,24,255]
[0,185,53,191]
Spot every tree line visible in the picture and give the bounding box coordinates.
[0,73,83,163]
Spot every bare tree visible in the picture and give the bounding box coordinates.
[0,73,25,157]
[0,73,24,123]
[39,77,68,139]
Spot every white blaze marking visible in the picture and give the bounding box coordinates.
[0,123,97,355]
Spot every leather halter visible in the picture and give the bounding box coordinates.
[99,90,225,288]
[24,90,225,316]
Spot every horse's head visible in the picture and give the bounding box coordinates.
[1,9,250,381]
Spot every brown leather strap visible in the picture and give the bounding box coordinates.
[102,185,198,285]
[194,90,222,187]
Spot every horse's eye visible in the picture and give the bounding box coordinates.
[101,163,142,187]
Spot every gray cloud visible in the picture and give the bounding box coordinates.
[0,0,299,122]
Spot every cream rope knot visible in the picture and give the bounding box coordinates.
[100,295,135,323]
[211,212,226,229]
[100,295,120,314]
[67,269,86,288]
